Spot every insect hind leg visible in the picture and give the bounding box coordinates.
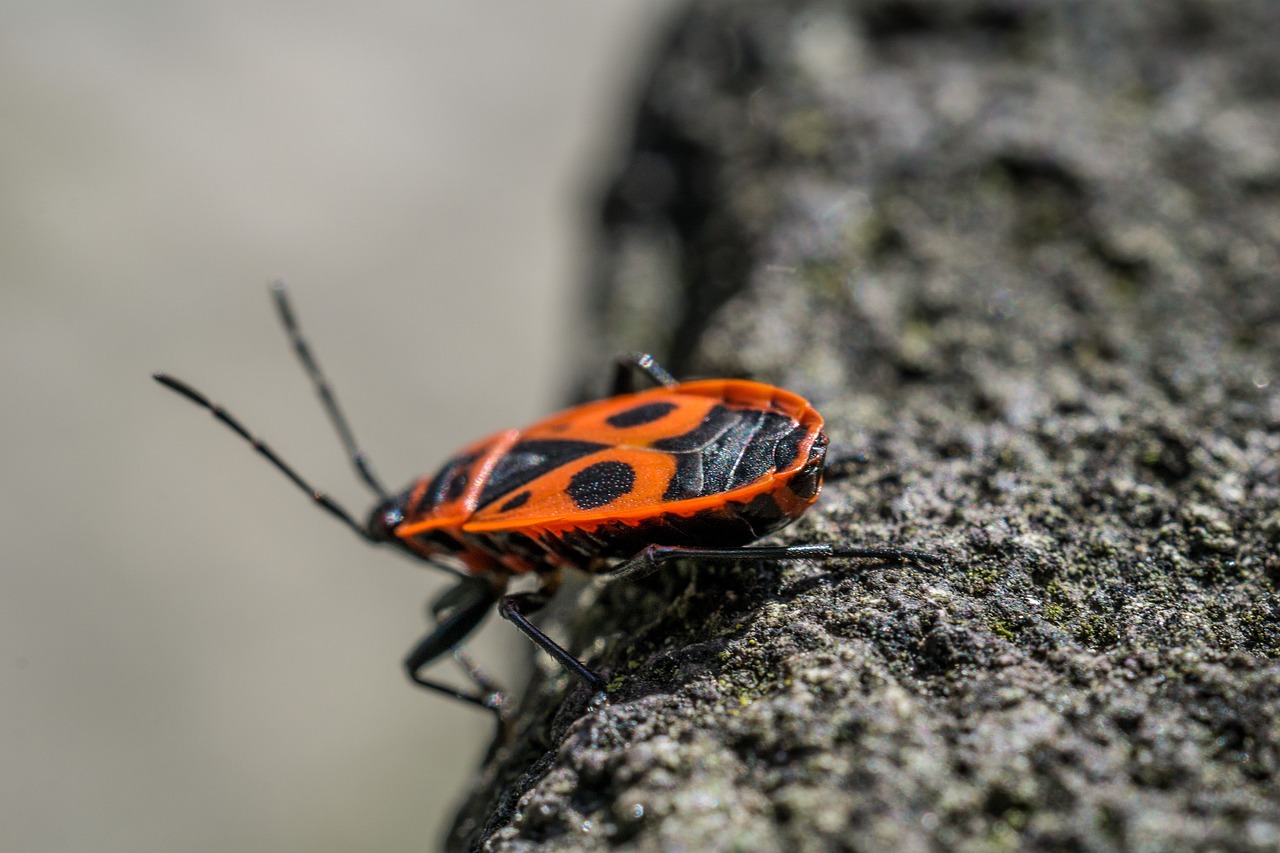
[604,542,941,585]
[497,544,940,696]
[609,352,678,394]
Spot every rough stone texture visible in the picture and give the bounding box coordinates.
[450,0,1280,850]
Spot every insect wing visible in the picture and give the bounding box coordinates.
[466,382,820,531]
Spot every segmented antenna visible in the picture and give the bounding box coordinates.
[152,372,373,540]
[154,282,393,540]
[269,280,388,500]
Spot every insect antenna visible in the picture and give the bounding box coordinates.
[153,373,375,540]
[269,280,389,501]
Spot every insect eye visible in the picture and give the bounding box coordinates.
[367,501,404,541]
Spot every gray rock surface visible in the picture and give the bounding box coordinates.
[451,0,1280,849]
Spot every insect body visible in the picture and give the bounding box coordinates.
[376,379,827,578]
[156,285,932,713]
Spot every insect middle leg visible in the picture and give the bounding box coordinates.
[496,569,608,694]
[403,575,507,714]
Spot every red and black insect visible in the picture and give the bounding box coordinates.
[155,284,934,713]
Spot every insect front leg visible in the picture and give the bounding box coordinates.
[604,542,941,585]
[609,352,678,394]
[404,575,506,714]
[428,581,508,703]
[497,574,608,695]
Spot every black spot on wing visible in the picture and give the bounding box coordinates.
[566,460,636,510]
[497,490,532,513]
[445,470,469,501]
[476,439,607,509]
[606,401,678,428]
[656,405,805,501]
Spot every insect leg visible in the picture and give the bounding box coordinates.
[404,577,504,713]
[497,591,607,694]
[609,352,679,394]
[429,581,506,702]
[605,542,941,584]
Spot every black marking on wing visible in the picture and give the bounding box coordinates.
[497,490,532,513]
[476,439,608,509]
[654,405,806,501]
[606,401,678,428]
[415,451,481,515]
[566,460,637,510]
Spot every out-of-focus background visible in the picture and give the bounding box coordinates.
[0,3,679,849]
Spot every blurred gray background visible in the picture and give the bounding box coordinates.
[0,3,679,849]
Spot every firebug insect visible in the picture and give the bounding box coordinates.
[155,284,935,713]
